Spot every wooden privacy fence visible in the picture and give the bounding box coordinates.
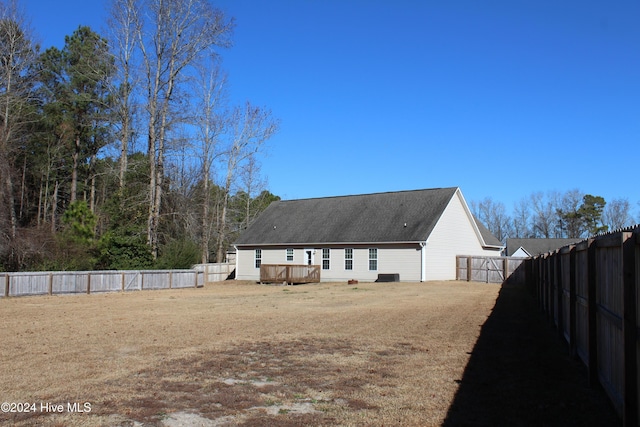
[456,256,525,283]
[0,269,204,298]
[260,264,321,284]
[522,227,640,427]
[192,262,235,283]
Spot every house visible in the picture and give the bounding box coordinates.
[504,238,583,258]
[233,187,503,282]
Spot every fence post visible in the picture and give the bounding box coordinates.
[544,255,549,312]
[4,274,8,297]
[121,272,125,292]
[503,258,508,283]
[537,257,543,307]
[169,271,173,289]
[467,257,472,282]
[532,257,538,299]
[555,251,564,340]
[569,246,577,357]
[546,254,552,319]
[540,256,545,305]
[87,273,91,295]
[48,273,53,296]
[622,232,638,427]
[587,238,599,387]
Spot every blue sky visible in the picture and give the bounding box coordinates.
[23,0,640,214]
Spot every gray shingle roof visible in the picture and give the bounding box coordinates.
[474,217,503,247]
[505,238,583,257]
[235,187,498,246]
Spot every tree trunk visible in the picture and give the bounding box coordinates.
[215,193,228,263]
[201,175,210,263]
[19,156,26,220]
[51,180,59,233]
[37,179,43,228]
[70,135,80,203]
[89,153,96,213]
[4,171,17,238]
[147,131,157,257]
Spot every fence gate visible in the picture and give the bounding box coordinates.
[124,272,142,291]
[479,258,504,283]
[457,256,524,284]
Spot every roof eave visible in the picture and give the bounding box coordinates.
[483,244,504,250]
[235,240,425,247]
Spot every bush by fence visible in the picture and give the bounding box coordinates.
[0,269,204,298]
[521,226,639,427]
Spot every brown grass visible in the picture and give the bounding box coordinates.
[0,280,619,426]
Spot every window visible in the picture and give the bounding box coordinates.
[255,249,262,268]
[286,248,294,262]
[345,248,353,270]
[322,248,330,270]
[368,248,377,271]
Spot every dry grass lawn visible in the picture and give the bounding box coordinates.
[0,280,619,426]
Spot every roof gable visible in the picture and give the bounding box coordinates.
[472,215,504,248]
[235,187,459,245]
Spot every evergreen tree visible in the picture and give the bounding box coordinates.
[37,26,114,208]
[580,194,607,236]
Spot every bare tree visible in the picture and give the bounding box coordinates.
[239,152,267,230]
[511,197,531,238]
[107,0,141,201]
[122,0,233,258]
[530,191,559,238]
[0,1,38,240]
[471,197,512,243]
[215,102,278,262]
[602,198,633,231]
[192,57,227,263]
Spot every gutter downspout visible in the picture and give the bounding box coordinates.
[233,245,239,279]
[420,241,427,282]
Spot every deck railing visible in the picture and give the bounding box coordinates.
[260,264,320,284]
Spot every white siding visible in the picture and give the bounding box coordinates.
[236,247,298,281]
[235,189,501,283]
[235,244,422,282]
[320,245,422,282]
[424,190,501,280]
[235,247,258,281]
[511,247,530,258]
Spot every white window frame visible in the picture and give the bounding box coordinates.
[286,248,294,262]
[322,248,330,270]
[368,248,377,271]
[345,248,353,270]
[255,249,262,268]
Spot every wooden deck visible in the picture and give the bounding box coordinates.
[260,264,320,284]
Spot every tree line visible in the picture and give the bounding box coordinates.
[0,0,279,272]
[472,189,639,243]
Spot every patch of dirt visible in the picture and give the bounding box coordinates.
[0,280,620,426]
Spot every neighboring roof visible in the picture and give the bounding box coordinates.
[235,187,500,247]
[505,238,583,257]
[235,187,456,245]
[510,247,531,258]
